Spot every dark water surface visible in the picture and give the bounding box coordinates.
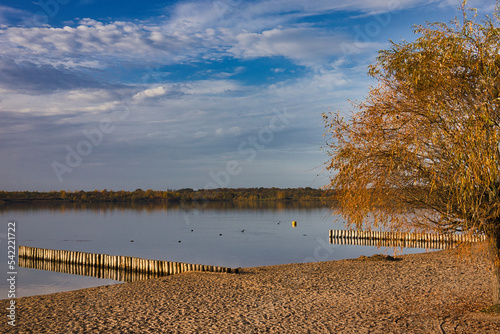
[1,202,434,298]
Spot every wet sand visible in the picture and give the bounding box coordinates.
[2,244,500,333]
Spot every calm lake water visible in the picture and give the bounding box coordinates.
[1,202,434,298]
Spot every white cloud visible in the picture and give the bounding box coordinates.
[133,86,168,101]
[0,87,127,117]
[0,20,204,65]
[133,80,241,101]
[230,27,380,67]
[83,101,122,112]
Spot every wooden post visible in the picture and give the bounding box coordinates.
[163,261,168,275]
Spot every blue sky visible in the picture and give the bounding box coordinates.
[0,0,495,191]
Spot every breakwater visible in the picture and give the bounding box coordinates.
[19,246,238,282]
[329,230,486,249]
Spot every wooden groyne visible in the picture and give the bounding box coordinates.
[19,246,238,282]
[329,230,486,249]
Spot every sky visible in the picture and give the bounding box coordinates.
[0,0,495,191]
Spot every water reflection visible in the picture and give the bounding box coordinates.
[329,236,453,249]
[0,200,328,213]
[19,257,164,282]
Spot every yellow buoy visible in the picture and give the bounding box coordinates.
[292,221,297,227]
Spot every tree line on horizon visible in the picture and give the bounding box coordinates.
[0,187,336,203]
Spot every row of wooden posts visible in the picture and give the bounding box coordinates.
[19,246,239,280]
[329,230,486,243]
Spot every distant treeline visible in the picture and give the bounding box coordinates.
[0,188,336,203]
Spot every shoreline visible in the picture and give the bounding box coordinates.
[2,245,500,333]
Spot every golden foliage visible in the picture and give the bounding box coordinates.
[324,2,500,237]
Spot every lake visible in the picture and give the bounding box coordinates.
[1,202,435,298]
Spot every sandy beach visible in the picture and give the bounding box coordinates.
[2,244,500,333]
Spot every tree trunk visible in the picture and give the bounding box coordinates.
[488,227,500,305]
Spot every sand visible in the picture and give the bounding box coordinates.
[2,244,500,333]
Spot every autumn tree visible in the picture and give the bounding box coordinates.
[324,2,500,304]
